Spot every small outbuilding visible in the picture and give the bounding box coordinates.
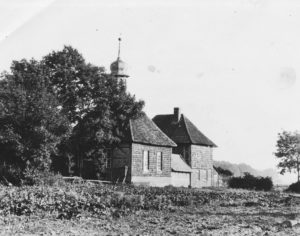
[171,154,192,187]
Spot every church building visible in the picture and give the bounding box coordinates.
[108,38,218,188]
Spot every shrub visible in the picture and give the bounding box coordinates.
[0,164,23,186]
[23,168,65,186]
[228,173,273,191]
[255,176,273,191]
[286,181,300,193]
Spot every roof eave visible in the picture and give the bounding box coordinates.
[191,142,218,148]
[132,141,177,148]
[183,115,217,147]
[171,168,192,173]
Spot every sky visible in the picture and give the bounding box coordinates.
[0,0,299,183]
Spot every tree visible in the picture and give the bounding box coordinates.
[275,131,300,182]
[0,46,145,180]
[69,75,144,178]
[42,46,144,177]
[0,59,71,179]
[43,46,102,124]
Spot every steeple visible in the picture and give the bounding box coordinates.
[110,37,129,78]
[117,37,121,59]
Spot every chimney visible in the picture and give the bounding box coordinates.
[174,107,181,123]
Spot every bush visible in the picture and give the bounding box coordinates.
[255,176,273,191]
[286,181,300,193]
[0,164,65,187]
[228,173,273,191]
[23,168,65,186]
[0,164,23,186]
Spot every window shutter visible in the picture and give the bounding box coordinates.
[143,150,149,172]
[157,152,162,171]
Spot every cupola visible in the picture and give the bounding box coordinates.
[110,38,129,78]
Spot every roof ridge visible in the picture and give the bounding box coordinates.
[181,115,193,143]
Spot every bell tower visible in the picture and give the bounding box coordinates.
[110,38,129,78]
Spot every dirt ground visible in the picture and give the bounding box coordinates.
[1,203,299,235]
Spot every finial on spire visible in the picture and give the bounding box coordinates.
[118,37,121,59]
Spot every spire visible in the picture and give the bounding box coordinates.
[118,37,121,59]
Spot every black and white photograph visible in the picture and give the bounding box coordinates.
[0,0,300,235]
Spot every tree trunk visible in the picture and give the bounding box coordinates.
[77,145,82,177]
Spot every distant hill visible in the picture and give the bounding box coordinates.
[213,160,281,184]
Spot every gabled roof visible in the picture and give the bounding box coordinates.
[171,154,192,173]
[128,114,177,147]
[153,114,217,147]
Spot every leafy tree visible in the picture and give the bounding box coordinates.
[43,46,102,124]
[70,75,144,178]
[0,59,71,180]
[0,46,145,181]
[41,46,102,176]
[42,46,144,177]
[275,131,300,182]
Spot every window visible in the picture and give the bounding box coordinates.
[208,169,212,184]
[143,150,149,172]
[205,170,208,181]
[199,170,208,181]
[208,169,211,180]
[105,157,112,168]
[156,152,163,172]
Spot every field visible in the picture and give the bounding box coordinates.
[0,183,299,235]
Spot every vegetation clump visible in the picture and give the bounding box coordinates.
[286,181,300,193]
[228,173,273,191]
[0,183,290,220]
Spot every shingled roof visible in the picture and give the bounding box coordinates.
[128,114,177,147]
[171,154,192,173]
[153,110,217,147]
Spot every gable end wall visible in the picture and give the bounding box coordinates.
[190,145,214,188]
[131,143,172,186]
